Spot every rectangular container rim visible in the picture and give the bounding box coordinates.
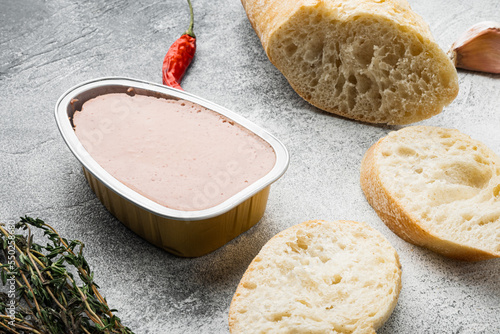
[54,76,289,221]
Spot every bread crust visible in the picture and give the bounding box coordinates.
[241,0,432,54]
[241,0,459,125]
[228,220,402,334]
[360,126,500,261]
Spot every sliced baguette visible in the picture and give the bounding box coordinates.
[228,220,402,334]
[360,126,500,261]
[241,0,459,125]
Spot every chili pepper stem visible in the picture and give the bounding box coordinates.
[185,0,195,38]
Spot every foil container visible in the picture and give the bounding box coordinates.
[55,77,289,257]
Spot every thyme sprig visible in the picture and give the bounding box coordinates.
[0,216,134,334]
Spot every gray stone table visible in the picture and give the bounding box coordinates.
[1,0,499,333]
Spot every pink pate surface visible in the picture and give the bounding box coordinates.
[72,93,276,211]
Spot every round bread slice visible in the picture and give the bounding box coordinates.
[360,126,500,261]
[241,0,458,125]
[228,220,402,334]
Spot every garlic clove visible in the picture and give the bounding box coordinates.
[449,21,500,74]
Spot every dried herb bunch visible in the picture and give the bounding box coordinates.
[0,216,134,334]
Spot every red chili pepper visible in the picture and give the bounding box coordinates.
[162,0,196,90]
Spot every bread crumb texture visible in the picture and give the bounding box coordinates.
[228,220,401,334]
[362,126,500,260]
[241,0,459,124]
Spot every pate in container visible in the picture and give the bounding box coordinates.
[55,77,289,257]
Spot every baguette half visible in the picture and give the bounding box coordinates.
[360,126,500,261]
[241,0,459,125]
[228,220,402,334]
